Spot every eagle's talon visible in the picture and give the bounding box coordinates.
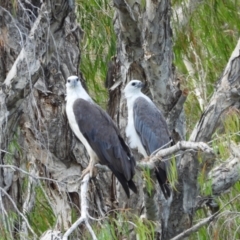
[81,164,97,179]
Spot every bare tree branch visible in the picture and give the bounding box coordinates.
[210,143,240,195]
[190,39,240,142]
[170,212,218,240]
[62,174,97,240]
[0,164,67,186]
[40,230,62,240]
[138,141,214,170]
[169,39,240,238]
[21,161,38,239]
[0,187,37,239]
[170,193,240,240]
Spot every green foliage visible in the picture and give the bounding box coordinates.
[190,184,240,240]
[5,131,22,164]
[198,166,212,196]
[0,211,18,240]
[140,0,146,11]
[0,184,56,239]
[222,109,240,143]
[142,168,155,196]
[134,217,155,240]
[10,0,17,16]
[211,110,240,161]
[27,185,56,236]
[172,1,240,239]
[84,211,156,240]
[76,0,116,108]
[173,0,240,135]
[167,155,178,190]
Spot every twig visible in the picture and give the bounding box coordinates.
[21,161,38,239]
[62,174,97,240]
[0,187,37,239]
[0,164,67,186]
[170,194,240,240]
[170,212,218,240]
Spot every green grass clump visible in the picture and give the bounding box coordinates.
[76,0,116,108]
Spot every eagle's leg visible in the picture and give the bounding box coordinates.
[81,156,98,179]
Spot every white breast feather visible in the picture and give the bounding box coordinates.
[125,94,149,158]
[66,87,98,160]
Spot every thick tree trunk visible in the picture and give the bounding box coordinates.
[0,1,123,238]
[108,0,240,239]
[107,0,184,238]
[0,0,85,235]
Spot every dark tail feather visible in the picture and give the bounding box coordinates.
[128,179,138,194]
[113,171,130,198]
[120,180,130,198]
[108,165,137,198]
[155,166,171,199]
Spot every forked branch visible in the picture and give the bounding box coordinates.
[62,174,97,240]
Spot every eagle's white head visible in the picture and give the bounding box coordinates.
[66,75,81,89]
[66,75,92,102]
[123,80,145,99]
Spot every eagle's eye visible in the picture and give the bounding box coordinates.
[67,80,70,83]
[132,82,136,86]
[76,78,79,81]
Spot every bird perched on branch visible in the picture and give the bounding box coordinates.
[124,80,172,199]
[65,75,137,198]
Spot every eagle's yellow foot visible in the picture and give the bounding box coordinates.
[81,164,97,179]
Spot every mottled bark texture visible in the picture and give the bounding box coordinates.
[108,0,240,239]
[108,0,183,238]
[0,0,82,231]
[0,0,110,236]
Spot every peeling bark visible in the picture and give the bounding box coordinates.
[167,39,240,239]
[108,0,185,238]
[210,143,240,195]
[108,0,240,239]
[0,0,90,234]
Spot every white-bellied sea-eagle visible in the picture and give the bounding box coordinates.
[124,80,172,199]
[65,76,137,198]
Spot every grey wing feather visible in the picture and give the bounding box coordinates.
[133,97,171,199]
[133,97,171,154]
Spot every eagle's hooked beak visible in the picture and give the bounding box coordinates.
[137,82,145,89]
[73,77,79,87]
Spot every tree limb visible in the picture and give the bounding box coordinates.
[62,174,97,240]
[170,193,240,240]
[171,39,240,228]
[209,143,240,195]
[138,141,214,170]
[0,164,67,187]
[170,212,218,240]
[190,39,240,142]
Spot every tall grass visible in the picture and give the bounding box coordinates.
[173,0,240,136]
[76,0,116,108]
